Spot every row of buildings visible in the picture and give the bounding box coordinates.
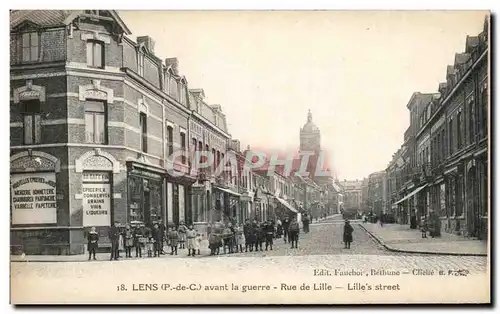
[372,17,489,239]
[9,10,342,255]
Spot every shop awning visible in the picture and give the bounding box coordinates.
[213,186,241,197]
[276,197,299,213]
[393,184,428,205]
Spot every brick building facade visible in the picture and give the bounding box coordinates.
[9,10,232,254]
[390,17,489,239]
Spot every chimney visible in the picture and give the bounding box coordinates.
[137,36,156,54]
[165,58,179,75]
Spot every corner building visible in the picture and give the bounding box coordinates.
[10,10,230,254]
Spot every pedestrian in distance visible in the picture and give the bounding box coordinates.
[186,225,197,257]
[222,224,234,254]
[195,233,202,256]
[276,218,283,239]
[282,217,290,244]
[288,217,300,249]
[421,217,428,238]
[133,225,144,258]
[146,231,155,257]
[208,229,221,256]
[153,223,162,257]
[243,220,251,252]
[108,222,120,261]
[343,219,354,249]
[168,226,179,255]
[158,219,167,254]
[178,221,188,249]
[264,220,275,251]
[124,224,134,258]
[255,223,265,252]
[87,226,99,261]
[234,223,245,253]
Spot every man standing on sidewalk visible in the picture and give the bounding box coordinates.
[108,222,120,261]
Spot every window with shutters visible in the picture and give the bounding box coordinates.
[21,99,41,144]
[86,40,104,68]
[140,112,148,153]
[480,85,488,138]
[84,100,107,144]
[180,131,186,164]
[166,125,174,156]
[20,32,39,63]
[468,97,475,144]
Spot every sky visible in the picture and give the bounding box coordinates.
[119,10,487,180]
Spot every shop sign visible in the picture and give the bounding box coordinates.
[82,172,111,227]
[11,172,57,225]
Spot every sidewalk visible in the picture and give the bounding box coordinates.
[359,223,487,256]
[11,240,212,263]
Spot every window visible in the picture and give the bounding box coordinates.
[441,129,445,161]
[85,100,106,144]
[212,148,216,171]
[21,100,41,144]
[21,32,39,63]
[468,98,475,144]
[166,125,174,156]
[448,119,454,156]
[480,86,488,138]
[138,52,145,76]
[457,110,463,149]
[140,112,147,153]
[180,132,186,164]
[86,40,104,68]
[179,83,186,105]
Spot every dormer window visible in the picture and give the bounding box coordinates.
[138,52,145,76]
[20,32,39,63]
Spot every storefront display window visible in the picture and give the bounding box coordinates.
[128,171,163,226]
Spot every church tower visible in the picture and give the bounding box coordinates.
[299,110,321,179]
[300,110,321,152]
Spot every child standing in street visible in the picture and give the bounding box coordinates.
[146,232,155,257]
[168,226,179,255]
[195,233,202,256]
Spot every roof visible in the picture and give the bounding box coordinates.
[10,10,131,34]
[466,36,480,52]
[454,53,471,65]
[10,10,73,29]
[446,65,455,77]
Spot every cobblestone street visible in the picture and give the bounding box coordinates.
[11,218,488,304]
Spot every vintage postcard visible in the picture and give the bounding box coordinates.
[9,10,490,304]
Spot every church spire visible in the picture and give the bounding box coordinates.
[307,109,312,123]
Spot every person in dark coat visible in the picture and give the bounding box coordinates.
[243,220,252,252]
[343,219,354,249]
[87,227,99,261]
[158,219,166,254]
[288,217,300,249]
[282,217,290,243]
[153,224,162,257]
[264,220,275,251]
[255,223,265,251]
[133,225,144,258]
[108,222,120,261]
[302,214,310,233]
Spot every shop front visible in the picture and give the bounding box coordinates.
[212,185,241,224]
[10,150,62,255]
[127,161,165,228]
